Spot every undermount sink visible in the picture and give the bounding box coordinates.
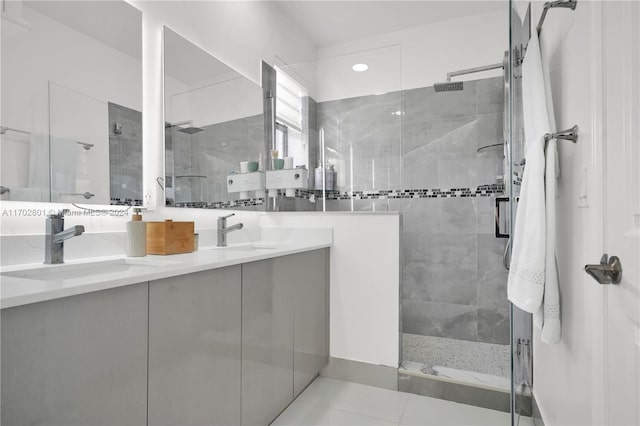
[1,258,178,282]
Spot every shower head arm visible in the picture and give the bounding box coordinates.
[446,62,504,82]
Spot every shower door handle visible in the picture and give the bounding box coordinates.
[495,197,509,238]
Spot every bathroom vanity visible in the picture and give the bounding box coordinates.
[1,244,329,426]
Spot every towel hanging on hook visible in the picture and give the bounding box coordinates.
[544,125,579,143]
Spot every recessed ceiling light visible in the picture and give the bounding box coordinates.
[352,63,368,72]
[392,110,403,116]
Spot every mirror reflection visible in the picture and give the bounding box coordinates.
[0,0,142,205]
[163,27,265,210]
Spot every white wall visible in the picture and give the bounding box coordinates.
[522,1,606,425]
[312,9,507,101]
[260,212,401,368]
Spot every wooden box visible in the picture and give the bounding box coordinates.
[146,220,194,255]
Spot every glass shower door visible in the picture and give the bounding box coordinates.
[508,1,534,424]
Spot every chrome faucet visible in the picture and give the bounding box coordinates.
[217,213,243,247]
[45,210,85,264]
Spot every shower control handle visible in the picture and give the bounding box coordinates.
[584,254,622,284]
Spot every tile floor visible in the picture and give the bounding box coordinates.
[272,377,533,426]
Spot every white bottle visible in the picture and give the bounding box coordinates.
[127,208,146,257]
[315,163,324,190]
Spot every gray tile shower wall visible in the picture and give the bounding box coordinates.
[316,77,508,345]
[167,114,264,206]
[108,102,142,204]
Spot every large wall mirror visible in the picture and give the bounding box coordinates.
[163,27,266,210]
[0,0,142,205]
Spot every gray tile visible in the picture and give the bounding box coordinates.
[402,116,477,156]
[403,232,477,269]
[476,196,498,235]
[477,234,508,271]
[403,198,477,234]
[341,124,402,190]
[477,113,503,151]
[402,299,478,341]
[349,199,393,212]
[476,77,504,115]
[109,102,142,201]
[404,82,477,125]
[477,148,504,187]
[403,265,477,305]
[477,269,509,310]
[402,151,438,189]
[109,102,142,140]
[246,113,264,126]
[477,308,510,344]
[436,152,477,188]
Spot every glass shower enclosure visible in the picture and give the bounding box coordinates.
[271,3,533,422]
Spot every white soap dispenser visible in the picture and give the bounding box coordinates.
[127,208,146,257]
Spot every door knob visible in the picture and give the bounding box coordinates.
[584,254,622,284]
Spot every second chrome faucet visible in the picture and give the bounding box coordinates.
[217,213,243,247]
[45,210,85,264]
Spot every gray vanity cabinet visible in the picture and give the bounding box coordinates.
[148,266,242,426]
[1,283,149,426]
[241,258,294,426]
[241,249,329,425]
[285,249,329,397]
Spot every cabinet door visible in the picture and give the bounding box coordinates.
[278,249,329,397]
[148,266,241,426]
[1,283,148,426]
[241,259,293,426]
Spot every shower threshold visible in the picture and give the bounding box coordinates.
[399,361,510,391]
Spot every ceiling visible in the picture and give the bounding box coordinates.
[26,1,142,60]
[274,1,506,47]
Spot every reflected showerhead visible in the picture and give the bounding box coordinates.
[434,81,464,92]
[166,120,204,135]
[178,126,204,135]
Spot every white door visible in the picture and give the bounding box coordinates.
[600,1,640,424]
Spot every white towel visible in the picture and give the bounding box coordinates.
[539,31,562,344]
[507,30,549,313]
[508,30,561,344]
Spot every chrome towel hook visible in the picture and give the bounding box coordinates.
[545,125,578,143]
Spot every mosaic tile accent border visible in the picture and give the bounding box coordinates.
[170,184,505,209]
[173,198,265,209]
[299,183,505,201]
[110,198,143,206]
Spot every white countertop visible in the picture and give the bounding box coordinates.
[1,233,331,309]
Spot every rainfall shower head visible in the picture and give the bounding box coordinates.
[166,120,204,135]
[178,126,204,135]
[434,81,464,92]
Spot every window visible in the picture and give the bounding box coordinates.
[275,66,308,168]
[275,66,305,132]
